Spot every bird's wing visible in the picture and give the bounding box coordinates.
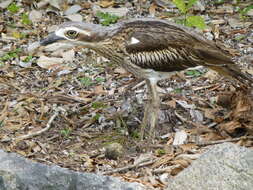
[124,29,253,85]
[125,30,201,72]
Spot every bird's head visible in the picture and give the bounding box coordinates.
[39,22,107,50]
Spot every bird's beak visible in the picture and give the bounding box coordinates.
[27,33,69,55]
[40,33,65,46]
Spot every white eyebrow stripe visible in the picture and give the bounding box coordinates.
[55,28,66,38]
[130,37,140,44]
[55,26,91,39]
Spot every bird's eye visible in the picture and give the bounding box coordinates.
[66,30,78,39]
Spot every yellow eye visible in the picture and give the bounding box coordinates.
[66,30,78,39]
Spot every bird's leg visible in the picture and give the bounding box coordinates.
[141,79,160,140]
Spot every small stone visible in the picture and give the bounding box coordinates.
[105,143,124,160]
[0,0,13,9]
[49,0,62,10]
[64,5,82,15]
[93,6,128,17]
[37,55,64,69]
[29,10,43,23]
[61,49,75,62]
[173,130,188,145]
[65,14,83,22]
[43,43,74,52]
[19,61,32,68]
[27,41,41,53]
[15,141,29,150]
[190,109,203,123]
[246,9,253,16]
[228,18,245,28]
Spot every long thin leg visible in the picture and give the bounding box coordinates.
[141,78,160,139]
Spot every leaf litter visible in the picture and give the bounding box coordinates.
[0,0,253,189]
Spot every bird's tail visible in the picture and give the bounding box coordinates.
[208,64,253,87]
[196,45,253,87]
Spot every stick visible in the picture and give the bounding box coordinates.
[196,136,253,146]
[1,111,59,142]
[102,159,156,175]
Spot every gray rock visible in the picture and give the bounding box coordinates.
[166,143,253,190]
[0,150,145,190]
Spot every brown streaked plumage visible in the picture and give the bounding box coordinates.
[36,18,253,139]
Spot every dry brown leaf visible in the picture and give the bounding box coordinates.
[149,3,157,16]
[165,99,176,108]
[201,132,224,142]
[204,108,224,122]
[220,121,242,136]
[171,159,191,168]
[99,0,114,8]
[114,67,128,75]
[179,143,198,152]
[94,85,107,95]
[81,2,92,9]
[170,165,184,176]
[217,92,233,108]
[152,154,174,168]
[231,90,253,121]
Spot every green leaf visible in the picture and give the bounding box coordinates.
[0,120,4,127]
[7,3,20,14]
[60,128,71,138]
[0,48,22,62]
[156,149,166,156]
[96,11,120,26]
[173,88,183,93]
[95,77,105,83]
[91,102,107,109]
[79,77,93,87]
[21,13,32,25]
[186,16,206,29]
[186,0,198,10]
[92,113,101,122]
[185,69,202,77]
[175,18,186,25]
[172,0,186,14]
[23,55,33,62]
[131,130,140,139]
[213,0,225,5]
[240,5,253,15]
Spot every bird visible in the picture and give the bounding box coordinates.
[36,18,253,139]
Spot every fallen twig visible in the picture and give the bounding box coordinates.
[196,136,253,146]
[131,80,146,90]
[102,159,156,175]
[1,111,59,142]
[174,111,209,129]
[152,164,181,174]
[16,111,59,141]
